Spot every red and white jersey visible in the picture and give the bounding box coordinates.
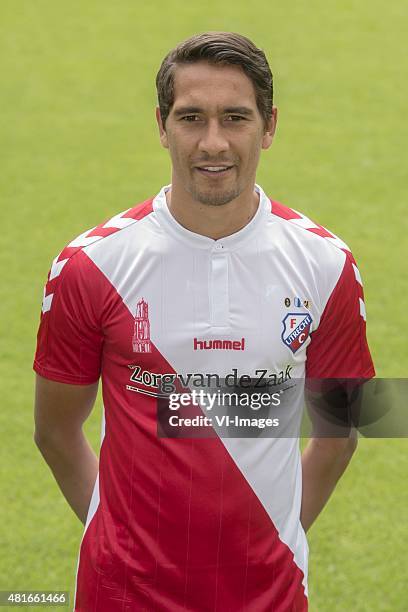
[34,185,374,611]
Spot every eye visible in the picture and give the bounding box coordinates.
[226,115,246,122]
[181,115,200,122]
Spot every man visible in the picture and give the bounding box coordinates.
[34,32,375,611]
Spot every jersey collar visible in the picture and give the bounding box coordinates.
[153,184,270,251]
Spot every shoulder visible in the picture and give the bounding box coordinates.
[269,198,353,260]
[262,195,363,318]
[58,196,155,267]
[41,197,155,314]
[266,197,359,284]
[262,199,355,276]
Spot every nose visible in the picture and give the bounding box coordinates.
[198,119,229,156]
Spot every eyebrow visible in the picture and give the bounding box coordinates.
[173,106,255,117]
[224,107,255,116]
[173,106,202,116]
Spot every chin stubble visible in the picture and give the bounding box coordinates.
[190,187,241,207]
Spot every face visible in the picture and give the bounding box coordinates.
[156,61,277,206]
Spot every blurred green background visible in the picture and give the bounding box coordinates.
[1,1,407,610]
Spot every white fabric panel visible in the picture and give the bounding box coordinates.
[41,291,53,314]
[49,256,69,281]
[359,298,367,321]
[84,474,100,531]
[210,252,229,327]
[352,263,363,286]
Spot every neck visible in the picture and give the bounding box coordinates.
[165,182,260,240]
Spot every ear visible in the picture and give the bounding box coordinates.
[156,107,169,149]
[261,106,278,150]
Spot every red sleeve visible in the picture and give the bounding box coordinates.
[33,251,104,385]
[306,253,375,379]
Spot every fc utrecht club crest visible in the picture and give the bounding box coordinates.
[281,313,313,354]
[132,298,152,353]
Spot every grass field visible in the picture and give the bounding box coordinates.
[1,1,407,610]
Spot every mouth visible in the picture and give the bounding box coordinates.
[195,165,234,176]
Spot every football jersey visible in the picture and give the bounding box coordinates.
[34,185,375,612]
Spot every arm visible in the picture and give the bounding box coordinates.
[303,250,375,532]
[300,431,357,533]
[34,374,99,524]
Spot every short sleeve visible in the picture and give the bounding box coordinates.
[33,251,104,385]
[306,253,375,379]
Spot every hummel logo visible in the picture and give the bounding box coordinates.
[193,338,245,351]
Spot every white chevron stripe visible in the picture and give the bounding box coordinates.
[326,235,351,252]
[352,264,363,286]
[359,298,366,321]
[42,292,53,313]
[49,256,69,281]
[43,211,144,316]
[43,212,143,315]
[67,227,101,248]
[102,210,135,229]
[286,209,352,254]
[289,211,319,229]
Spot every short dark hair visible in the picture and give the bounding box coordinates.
[156,32,273,128]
